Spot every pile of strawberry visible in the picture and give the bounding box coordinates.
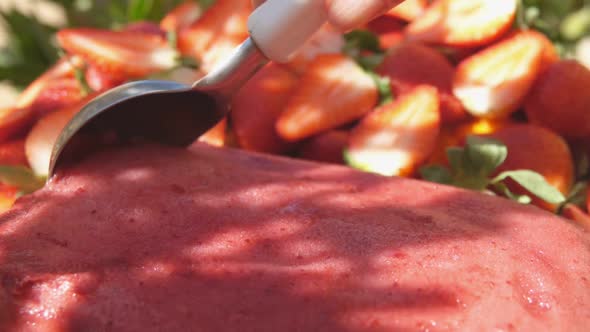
[1,0,589,230]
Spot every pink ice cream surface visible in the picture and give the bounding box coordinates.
[0,144,589,331]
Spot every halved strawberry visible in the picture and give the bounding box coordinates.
[57,28,178,78]
[0,140,28,167]
[405,0,517,47]
[562,204,590,231]
[366,14,406,50]
[25,98,92,177]
[387,0,428,22]
[15,56,83,110]
[124,21,167,38]
[0,185,19,214]
[453,30,552,119]
[0,107,36,143]
[346,86,440,177]
[161,1,203,33]
[276,54,378,142]
[298,130,349,165]
[231,64,299,154]
[377,42,467,124]
[524,60,590,140]
[178,0,251,73]
[197,118,227,147]
[29,78,84,117]
[85,65,127,92]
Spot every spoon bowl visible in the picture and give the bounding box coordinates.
[48,80,225,176]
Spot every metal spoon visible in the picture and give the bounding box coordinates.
[48,0,328,177]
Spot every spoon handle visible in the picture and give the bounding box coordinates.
[248,0,329,63]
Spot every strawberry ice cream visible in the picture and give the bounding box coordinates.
[0,144,588,331]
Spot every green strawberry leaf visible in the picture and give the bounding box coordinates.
[368,72,394,105]
[0,166,45,194]
[446,147,465,174]
[492,170,566,204]
[419,165,453,185]
[494,182,533,205]
[343,29,383,55]
[463,135,508,178]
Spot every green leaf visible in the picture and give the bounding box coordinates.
[561,7,590,41]
[494,182,533,204]
[368,72,393,105]
[446,147,465,174]
[492,170,566,204]
[463,135,508,178]
[343,29,382,55]
[420,165,453,185]
[0,166,45,194]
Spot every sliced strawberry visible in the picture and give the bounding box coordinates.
[346,86,441,177]
[85,65,127,92]
[161,1,203,33]
[124,21,167,38]
[197,118,227,147]
[0,140,28,167]
[25,98,91,177]
[405,0,517,47]
[0,185,19,214]
[29,78,84,117]
[298,130,349,165]
[57,28,178,78]
[366,14,406,50]
[387,0,428,22]
[0,107,36,143]
[277,54,378,142]
[15,56,84,110]
[525,60,590,140]
[562,204,590,231]
[178,0,251,73]
[377,42,467,124]
[453,30,550,119]
[231,64,299,154]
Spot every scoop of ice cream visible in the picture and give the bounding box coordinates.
[0,144,588,331]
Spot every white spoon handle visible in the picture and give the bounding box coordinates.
[248,0,328,63]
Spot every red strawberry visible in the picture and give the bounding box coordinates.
[562,204,590,231]
[277,54,378,142]
[178,0,251,73]
[346,86,441,177]
[231,64,299,154]
[0,185,19,214]
[85,65,127,92]
[124,21,167,38]
[453,30,552,119]
[387,0,428,22]
[405,0,517,47]
[197,118,227,147]
[377,42,467,124]
[15,56,83,110]
[366,14,405,50]
[0,107,36,143]
[525,60,590,140]
[0,140,28,167]
[161,1,203,33]
[298,130,349,165]
[25,96,95,177]
[57,28,178,78]
[29,78,84,117]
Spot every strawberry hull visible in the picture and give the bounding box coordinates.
[0,144,589,331]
